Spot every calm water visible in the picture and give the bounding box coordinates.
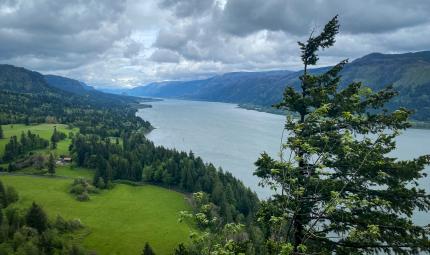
[137,99,430,224]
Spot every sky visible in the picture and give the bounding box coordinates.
[0,0,429,88]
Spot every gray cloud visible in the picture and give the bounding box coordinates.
[0,0,129,70]
[221,0,430,36]
[0,0,429,87]
[159,0,215,17]
[150,49,181,63]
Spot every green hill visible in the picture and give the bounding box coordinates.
[0,64,55,93]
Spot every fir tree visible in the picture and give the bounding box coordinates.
[0,180,5,208]
[26,202,48,233]
[142,242,155,255]
[50,127,58,149]
[48,153,56,175]
[254,16,430,254]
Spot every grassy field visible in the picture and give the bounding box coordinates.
[15,165,94,180]
[0,123,78,156]
[1,175,191,254]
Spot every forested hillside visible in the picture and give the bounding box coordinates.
[0,64,260,253]
[129,51,430,121]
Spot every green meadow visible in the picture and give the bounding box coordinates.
[0,175,191,254]
[0,123,77,156]
[0,123,193,254]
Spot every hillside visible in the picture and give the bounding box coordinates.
[0,64,260,253]
[44,74,95,94]
[0,64,56,94]
[44,74,145,106]
[129,51,430,121]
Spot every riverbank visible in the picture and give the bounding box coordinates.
[238,103,430,129]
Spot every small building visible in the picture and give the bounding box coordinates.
[60,157,72,163]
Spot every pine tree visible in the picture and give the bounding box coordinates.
[254,16,430,254]
[26,202,48,233]
[50,127,58,149]
[142,242,155,255]
[48,153,56,175]
[0,180,6,208]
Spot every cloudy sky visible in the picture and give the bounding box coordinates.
[0,0,429,88]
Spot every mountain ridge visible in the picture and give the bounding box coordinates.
[126,51,430,121]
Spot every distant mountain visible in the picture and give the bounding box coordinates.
[129,51,430,121]
[97,87,131,95]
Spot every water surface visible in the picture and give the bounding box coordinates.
[137,99,430,223]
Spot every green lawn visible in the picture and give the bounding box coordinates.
[0,123,78,156]
[0,175,191,255]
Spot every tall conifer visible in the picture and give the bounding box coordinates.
[255,16,430,254]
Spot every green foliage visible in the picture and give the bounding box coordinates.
[0,180,19,208]
[50,127,67,150]
[143,242,156,255]
[2,131,49,162]
[71,132,259,223]
[47,153,55,175]
[25,202,48,233]
[254,16,430,254]
[178,192,255,255]
[70,178,98,201]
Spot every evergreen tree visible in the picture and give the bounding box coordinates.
[48,153,56,175]
[254,16,430,254]
[26,202,48,233]
[5,186,19,205]
[0,180,5,208]
[50,127,58,149]
[142,242,155,255]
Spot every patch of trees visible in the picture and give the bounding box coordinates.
[2,131,49,162]
[70,132,259,223]
[69,178,99,201]
[0,180,88,254]
[50,127,66,149]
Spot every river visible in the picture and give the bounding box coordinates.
[136,99,430,224]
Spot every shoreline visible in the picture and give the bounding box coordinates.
[238,103,430,130]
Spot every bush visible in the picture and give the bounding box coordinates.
[70,178,98,201]
[76,192,90,202]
